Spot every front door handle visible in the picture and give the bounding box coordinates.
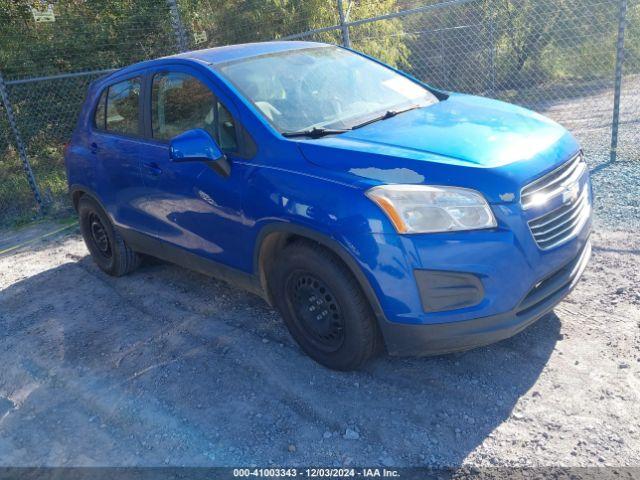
[143,161,163,176]
[90,142,98,154]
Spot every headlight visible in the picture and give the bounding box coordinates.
[365,185,497,234]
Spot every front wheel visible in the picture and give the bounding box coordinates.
[78,196,141,276]
[272,240,380,370]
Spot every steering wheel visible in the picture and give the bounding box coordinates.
[295,64,343,124]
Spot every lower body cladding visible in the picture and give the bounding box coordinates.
[379,240,591,355]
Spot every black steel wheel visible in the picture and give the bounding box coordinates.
[78,195,141,276]
[88,211,112,260]
[272,240,380,371]
[286,271,345,352]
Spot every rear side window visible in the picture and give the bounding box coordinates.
[93,77,141,136]
[152,71,237,150]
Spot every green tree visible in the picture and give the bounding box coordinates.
[180,0,409,68]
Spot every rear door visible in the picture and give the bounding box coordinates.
[90,75,154,237]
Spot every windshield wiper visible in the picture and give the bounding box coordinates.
[282,127,350,139]
[282,104,424,138]
[351,105,423,130]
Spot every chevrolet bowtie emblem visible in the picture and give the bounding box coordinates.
[562,181,580,204]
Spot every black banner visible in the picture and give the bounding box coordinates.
[0,468,638,480]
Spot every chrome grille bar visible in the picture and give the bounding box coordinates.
[528,187,590,250]
[521,152,586,210]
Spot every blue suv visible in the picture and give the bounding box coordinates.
[65,42,592,370]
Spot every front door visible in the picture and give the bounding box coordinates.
[137,66,250,270]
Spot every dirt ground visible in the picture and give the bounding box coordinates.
[0,216,638,468]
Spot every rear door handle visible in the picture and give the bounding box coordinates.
[143,161,163,176]
[90,142,98,154]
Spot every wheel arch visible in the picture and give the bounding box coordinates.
[254,222,387,328]
[69,184,107,214]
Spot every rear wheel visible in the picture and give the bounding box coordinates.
[272,240,380,370]
[78,196,141,276]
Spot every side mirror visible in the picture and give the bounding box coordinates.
[169,128,230,176]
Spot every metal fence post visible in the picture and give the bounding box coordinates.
[610,0,628,162]
[337,0,351,48]
[166,0,189,53]
[0,71,44,213]
[439,29,449,87]
[487,15,496,96]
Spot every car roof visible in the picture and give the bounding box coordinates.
[169,40,329,65]
[104,41,330,81]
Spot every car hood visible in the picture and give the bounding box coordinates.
[296,93,580,204]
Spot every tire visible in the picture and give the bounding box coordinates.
[271,240,380,370]
[78,195,141,277]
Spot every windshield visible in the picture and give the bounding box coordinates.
[218,46,439,133]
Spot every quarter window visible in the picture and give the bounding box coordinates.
[152,71,238,151]
[101,78,141,136]
[94,90,107,130]
[217,101,238,151]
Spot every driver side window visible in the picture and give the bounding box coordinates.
[151,71,238,151]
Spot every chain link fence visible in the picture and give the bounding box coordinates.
[0,88,37,224]
[0,0,178,226]
[1,0,638,227]
[618,0,640,162]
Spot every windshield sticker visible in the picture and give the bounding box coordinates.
[382,77,425,100]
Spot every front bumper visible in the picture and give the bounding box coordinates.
[379,239,591,356]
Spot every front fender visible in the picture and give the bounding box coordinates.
[252,221,388,324]
[244,164,406,324]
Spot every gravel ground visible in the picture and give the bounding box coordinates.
[0,216,638,468]
[536,73,640,231]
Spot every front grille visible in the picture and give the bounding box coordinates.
[521,152,586,210]
[528,186,590,250]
